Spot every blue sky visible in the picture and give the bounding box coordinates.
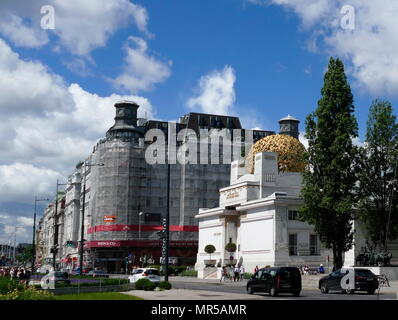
[0,0,397,243]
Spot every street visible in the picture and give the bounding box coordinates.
[167,279,397,300]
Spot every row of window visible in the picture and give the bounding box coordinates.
[288,234,319,256]
[141,198,217,208]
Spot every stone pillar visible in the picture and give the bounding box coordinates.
[274,205,289,265]
[254,152,278,198]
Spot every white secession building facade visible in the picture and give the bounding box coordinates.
[194,148,333,277]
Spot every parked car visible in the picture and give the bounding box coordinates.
[247,267,302,297]
[128,268,161,284]
[319,268,379,295]
[71,267,91,275]
[87,270,109,278]
[36,265,53,274]
[49,271,71,284]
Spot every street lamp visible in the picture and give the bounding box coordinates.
[79,161,104,276]
[32,196,49,274]
[164,159,171,282]
[138,211,143,240]
[385,159,398,251]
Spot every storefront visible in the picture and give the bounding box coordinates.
[86,240,198,273]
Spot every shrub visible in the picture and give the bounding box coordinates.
[55,278,129,288]
[0,281,55,301]
[204,244,216,255]
[180,270,197,277]
[0,277,24,295]
[2,287,55,300]
[143,281,156,291]
[243,273,253,279]
[158,281,172,290]
[225,243,237,253]
[135,278,152,290]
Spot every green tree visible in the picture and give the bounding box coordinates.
[204,244,216,261]
[16,245,34,267]
[358,99,398,250]
[224,243,237,253]
[299,57,360,270]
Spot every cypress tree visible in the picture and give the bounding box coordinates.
[299,57,360,270]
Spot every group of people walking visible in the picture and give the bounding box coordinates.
[0,267,31,284]
[220,265,245,282]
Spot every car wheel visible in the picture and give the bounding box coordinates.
[247,284,253,295]
[292,291,300,297]
[320,283,329,294]
[367,290,375,295]
[270,287,278,297]
[346,289,355,294]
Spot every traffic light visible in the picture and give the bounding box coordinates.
[157,230,166,239]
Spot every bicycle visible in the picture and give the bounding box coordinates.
[377,274,390,287]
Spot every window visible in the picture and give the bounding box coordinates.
[288,210,299,220]
[289,234,297,256]
[310,234,319,256]
[260,270,270,280]
[254,270,263,280]
[144,213,161,223]
[269,269,277,277]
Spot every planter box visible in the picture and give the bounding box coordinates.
[204,260,217,267]
[225,259,237,266]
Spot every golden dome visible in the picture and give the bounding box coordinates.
[245,134,307,173]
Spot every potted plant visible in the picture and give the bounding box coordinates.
[204,244,216,267]
[225,243,237,265]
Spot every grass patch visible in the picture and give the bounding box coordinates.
[54,292,143,300]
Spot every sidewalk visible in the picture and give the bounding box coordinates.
[123,288,264,300]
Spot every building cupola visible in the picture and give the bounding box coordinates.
[278,115,300,140]
[106,100,143,141]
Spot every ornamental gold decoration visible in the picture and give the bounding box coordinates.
[245,134,307,173]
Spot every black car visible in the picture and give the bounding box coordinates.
[247,267,302,297]
[51,271,71,284]
[319,268,379,295]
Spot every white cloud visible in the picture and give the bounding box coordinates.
[0,38,155,205]
[187,66,236,115]
[0,12,49,48]
[299,132,309,149]
[0,163,61,203]
[249,0,398,96]
[16,216,34,227]
[0,38,73,117]
[112,36,171,94]
[0,0,150,56]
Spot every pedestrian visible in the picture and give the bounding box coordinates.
[239,265,245,281]
[254,265,259,273]
[220,266,227,282]
[228,266,234,282]
[233,265,240,282]
[305,265,311,275]
[319,264,325,274]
